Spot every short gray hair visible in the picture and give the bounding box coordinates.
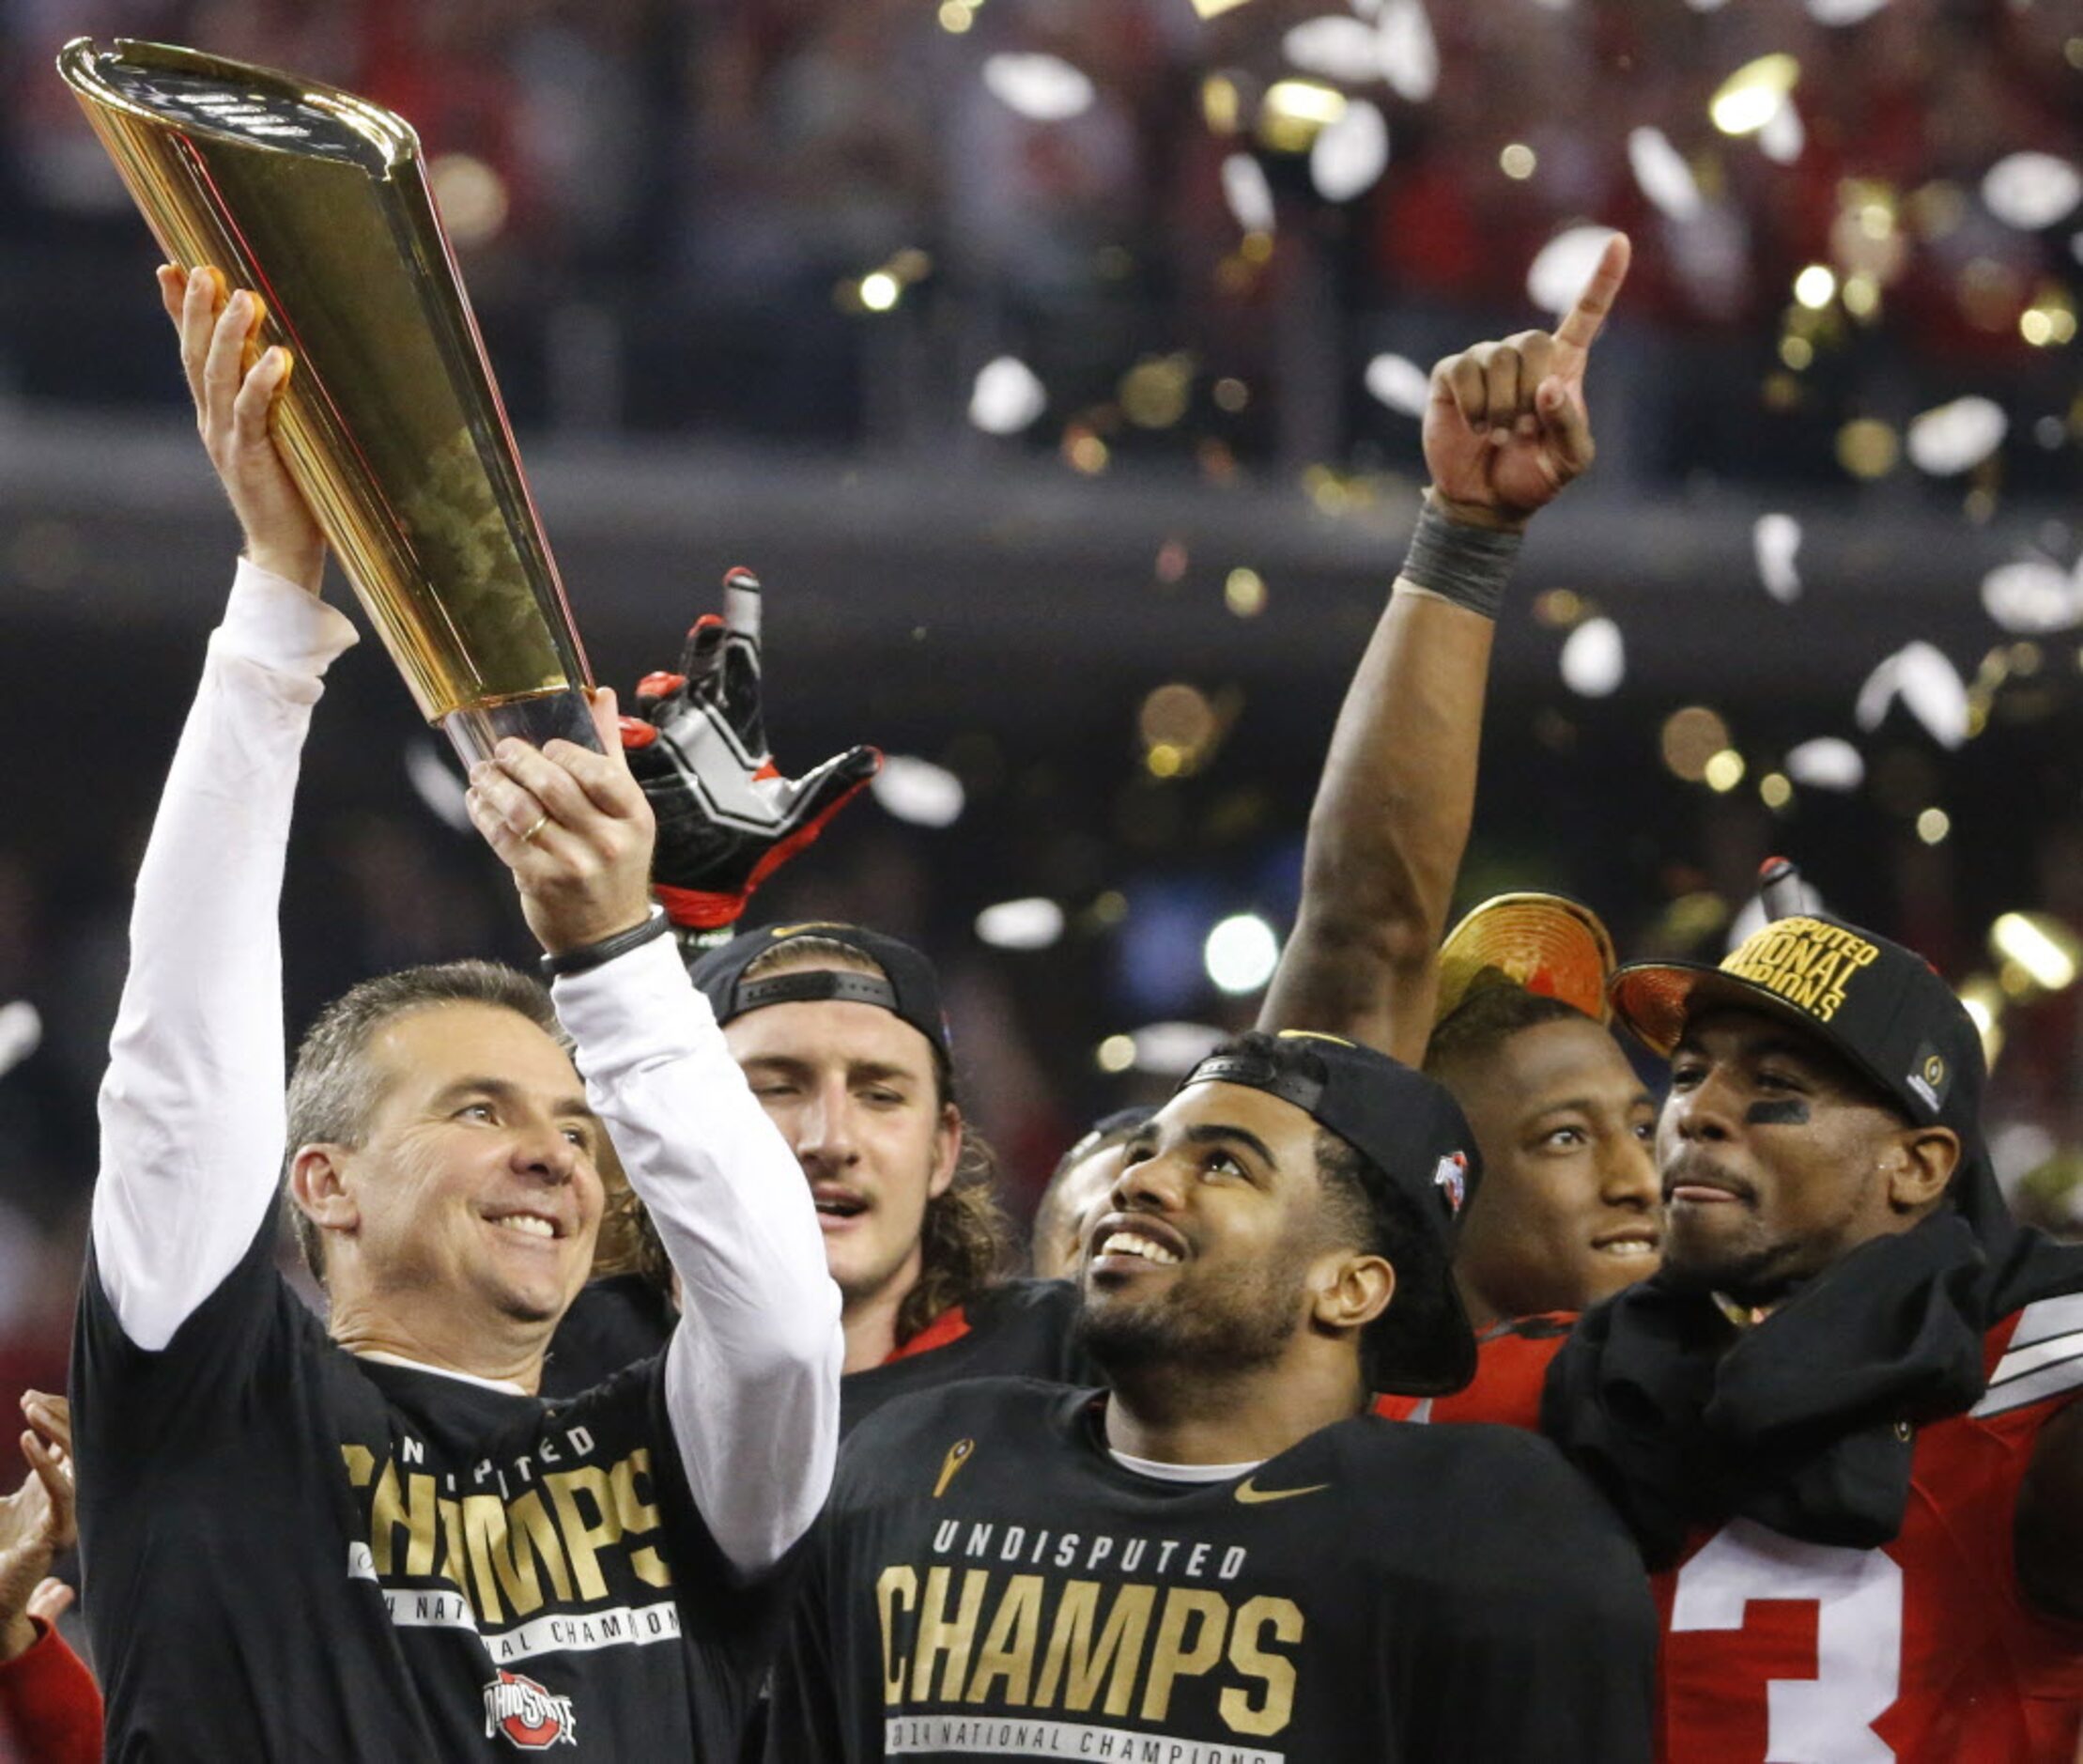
[284,961,562,1282]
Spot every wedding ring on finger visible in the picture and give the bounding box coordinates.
[520,813,550,845]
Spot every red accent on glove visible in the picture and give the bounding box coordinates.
[618,717,659,750]
[753,759,781,782]
[723,566,759,592]
[654,884,749,931]
[739,775,876,897]
[636,672,687,702]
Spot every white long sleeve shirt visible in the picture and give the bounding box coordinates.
[91,560,840,1574]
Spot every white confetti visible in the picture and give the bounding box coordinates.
[1855,642,1967,749]
[1309,99,1390,202]
[0,1001,40,1083]
[1221,152,1276,236]
[1128,1021,1227,1077]
[1983,153,2083,231]
[1758,102,1806,164]
[1785,736,1866,791]
[1805,0,1891,22]
[1628,127,1702,221]
[1906,396,2008,475]
[1374,0,1439,102]
[1364,352,1432,416]
[968,356,1047,435]
[1753,513,1803,603]
[404,740,472,832]
[872,755,966,827]
[1560,617,1626,697]
[981,53,1095,123]
[1527,225,1625,317]
[975,898,1066,951]
[1282,16,1383,85]
[1981,556,2083,634]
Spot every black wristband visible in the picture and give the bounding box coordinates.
[1398,499,1524,620]
[539,908,672,980]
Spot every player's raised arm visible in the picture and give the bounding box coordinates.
[1260,235,1630,1065]
[92,267,355,1350]
[470,708,843,1572]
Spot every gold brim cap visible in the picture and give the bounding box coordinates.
[1434,892,1618,1025]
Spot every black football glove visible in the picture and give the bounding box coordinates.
[620,567,880,935]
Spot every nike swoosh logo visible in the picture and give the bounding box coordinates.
[1234,1476,1331,1505]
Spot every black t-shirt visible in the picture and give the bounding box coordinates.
[74,1215,786,1760]
[548,1275,1088,1435]
[767,1377,1657,1763]
[541,1273,680,1401]
[840,1280,1088,1435]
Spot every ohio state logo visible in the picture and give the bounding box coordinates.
[482,1670,577,1750]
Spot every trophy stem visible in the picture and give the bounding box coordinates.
[440,689,603,768]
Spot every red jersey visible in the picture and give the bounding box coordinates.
[1380,1300,2083,1761]
[1373,1313,1572,1431]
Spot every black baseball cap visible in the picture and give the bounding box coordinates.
[1179,1029,1482,1396]
[688,921,953,1060]
[1609,911,1987,1161]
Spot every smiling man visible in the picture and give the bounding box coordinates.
[1535,910,2083,1759]
[686,925,1088,1430]
[764,1029,1657,1761]
[70,264,841,1760]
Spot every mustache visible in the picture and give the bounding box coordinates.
[1660,1149,1757,1205]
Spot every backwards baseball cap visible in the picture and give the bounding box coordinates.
[1179,1029,1481,1396]
[687,921,953,1060]
[1433,891,1617,1025]
[1609,911,1986,1156]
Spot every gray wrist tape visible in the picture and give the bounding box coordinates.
[1398,502,1523,620]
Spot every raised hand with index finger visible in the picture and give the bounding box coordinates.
[1423,232,1631,531]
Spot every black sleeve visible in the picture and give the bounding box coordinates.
[1394,1434,1657,1763]
[761,1522,849,1763]
[70,1207,309,1487]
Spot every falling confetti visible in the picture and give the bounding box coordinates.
[872,755,967,827]
[1221,152,1276,235]
[0,1001,40,1083]
[1982,153,2083,232]
[1628,127,1703,221]
[1786,736,1866,790]
[1906,396,2008,475]
[1375,0,1440,101]
[1805,0,1892,22]
[1981,556,2083,634]
[1364,352,1432,416]
[1710,54,1799,136]
[1309,99,1390,202]
[975,898,1067,951]
[1752,513,1803,602]
[968,356,1048,435]
[1560,617,1626,697]
[1527,226,1625,317]
[1855,642,1968,749]
[1281,16,1383,85]
[981,53,1096,123]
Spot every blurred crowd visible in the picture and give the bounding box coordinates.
[0,0,2075,442]
[0,0,2078,1490]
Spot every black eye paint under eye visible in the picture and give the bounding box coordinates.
[1746,1099,1811,1126]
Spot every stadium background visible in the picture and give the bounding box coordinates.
[0,0,2078,1495]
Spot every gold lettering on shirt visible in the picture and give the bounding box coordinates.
[912,1565,989,1700]
[1221,1595,1304,1736]
[881,1566,1304,1741]
[964,1573,1046,1704]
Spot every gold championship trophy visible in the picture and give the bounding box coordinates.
[59,39,600,764]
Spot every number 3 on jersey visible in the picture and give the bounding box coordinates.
[1670,1519,1904,1763]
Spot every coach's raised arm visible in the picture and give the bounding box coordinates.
[72,264,840,1761]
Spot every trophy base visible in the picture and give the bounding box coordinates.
[440,689,602,767]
